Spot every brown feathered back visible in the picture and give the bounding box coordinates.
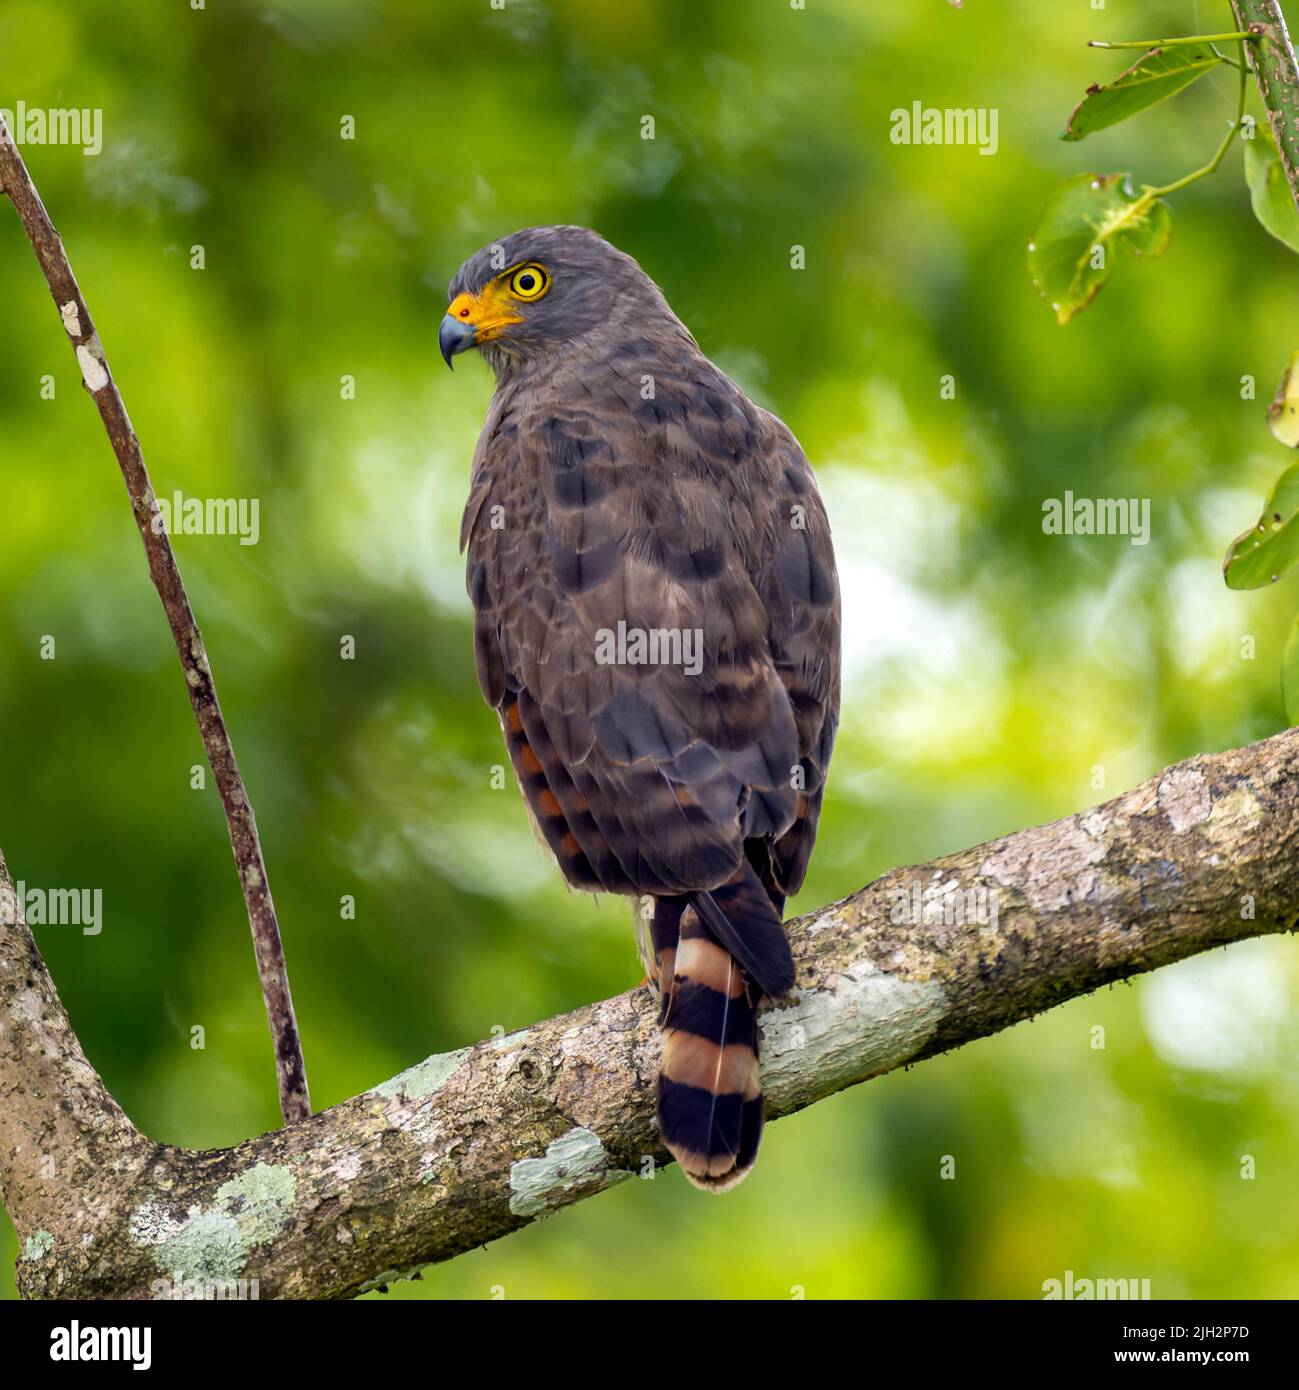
[451,226,840,1188]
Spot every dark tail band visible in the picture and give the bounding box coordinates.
[654,862,798,1191]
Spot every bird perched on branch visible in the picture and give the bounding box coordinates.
[441,226,840,1189]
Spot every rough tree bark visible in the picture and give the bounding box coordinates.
[3,727,1295,1299]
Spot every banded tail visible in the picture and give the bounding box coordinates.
[651,863,795,1191]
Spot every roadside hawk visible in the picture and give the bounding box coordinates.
[440,226,841,1189]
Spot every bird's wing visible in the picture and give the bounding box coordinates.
[747,411,841,900]
[461,362,839,913]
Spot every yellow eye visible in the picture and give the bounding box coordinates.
[508,264,550,300]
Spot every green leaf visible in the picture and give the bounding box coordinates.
[1028,173,1172,325]
[1243,127,1299,254]
[1064,44,1221,142]
[1268,350,1299,448]
[1283,612,1299,725]
[1223,460,1299,589]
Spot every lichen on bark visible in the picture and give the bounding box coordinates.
[3,725,1298,1299]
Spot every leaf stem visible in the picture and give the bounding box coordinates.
[1210,41,1244,70]
[1142,52,1247,198]
[1089,32,1257,49]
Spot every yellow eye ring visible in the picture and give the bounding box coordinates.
[508,264,550,300]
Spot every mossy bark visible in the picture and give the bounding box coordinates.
[4,727,1297,1299]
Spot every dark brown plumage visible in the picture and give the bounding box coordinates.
[442,225,840,1189]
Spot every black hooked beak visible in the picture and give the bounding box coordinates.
[439,314,477,369]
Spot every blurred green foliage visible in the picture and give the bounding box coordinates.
[2,0,1297,1300]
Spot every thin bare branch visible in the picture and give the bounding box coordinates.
[0,117,310,1125]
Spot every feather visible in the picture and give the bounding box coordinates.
[656,907,764,1191]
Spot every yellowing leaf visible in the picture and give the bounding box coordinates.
[1268,351,1299,448]
[1028,173,1171,325]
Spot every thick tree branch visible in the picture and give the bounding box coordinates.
[3,728,1296,1299]
[0,117,310,1124]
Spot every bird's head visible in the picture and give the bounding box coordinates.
[439,225,679,375]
